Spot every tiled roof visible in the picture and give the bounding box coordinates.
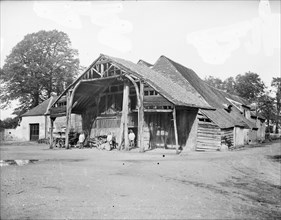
[21,96,57,117]
[137,59,153,68]
[103,54,212,109]
[153,56,256,129]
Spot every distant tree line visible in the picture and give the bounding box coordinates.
[204,73,281,133]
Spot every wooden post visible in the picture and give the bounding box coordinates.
[49,117,55,149]
[65,91,71,149]
[123,81,130,151]
[173,107,179,154]
[138,81,144,152]
[105,93,108,110]
[118,81,130,150]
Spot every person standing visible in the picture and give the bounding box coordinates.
[78,131,85,149]
[128,129,135,148]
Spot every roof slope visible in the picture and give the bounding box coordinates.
[137,59,153,68]
[103,54,212,109]
[153,56,256,129]
[21,96,57,117]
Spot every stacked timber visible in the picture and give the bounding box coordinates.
[196,121,221,151]
[221,128,234,148]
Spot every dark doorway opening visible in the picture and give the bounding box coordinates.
[30,124,39,141]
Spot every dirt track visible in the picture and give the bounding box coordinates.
[1,140,281,219]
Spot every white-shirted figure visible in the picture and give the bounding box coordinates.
[128,129,135,148]
[106,132,113,150]
[107,132,113,143]
[78,131,85,149]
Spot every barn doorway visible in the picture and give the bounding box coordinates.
[30,124,39,141]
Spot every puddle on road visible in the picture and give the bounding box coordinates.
[0,160,39,167]
[267,155,281,163]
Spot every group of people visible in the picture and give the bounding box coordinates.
[72,129,136,150]
[99,129,136,150]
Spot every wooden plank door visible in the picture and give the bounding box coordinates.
[30,124,39,141]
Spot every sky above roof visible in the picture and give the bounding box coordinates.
[0,0,280,119]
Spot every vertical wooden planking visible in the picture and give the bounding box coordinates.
[138,81,144,152]
[173,107,179,154]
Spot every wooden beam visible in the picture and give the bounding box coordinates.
[101,64,113,77]
[132,109,173,113]
[92,66,101,75]
[49,117,55,149]
[173,107,179,154]
[123,81,130,151]
[65,91,71,149]
[65,82,81,149]
[125,75,140,107]
[105,93,108,111]
[80,75,120,83]
[138,81,144,152]
[118,81,130,150]
[101,64,104,76]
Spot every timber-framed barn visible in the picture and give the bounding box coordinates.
[49,54,266,152]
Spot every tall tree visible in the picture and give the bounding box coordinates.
[0,30,80,113]
[204,76,224,90]
[271,77,281,133]
[258,93,275,131]
[223,77,237,95]
[235,71,265,102]
[204,76,237,95]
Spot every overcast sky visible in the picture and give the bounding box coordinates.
[0,0,280,119]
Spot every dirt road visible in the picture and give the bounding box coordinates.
[1,140,280,219]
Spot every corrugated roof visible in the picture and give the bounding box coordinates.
[103,54,212,109]
[153,56,256,129]
[21,96,57,117]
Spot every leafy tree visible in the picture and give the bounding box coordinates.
[234,72,265,102]
[0,30,80,113]
[258,94,275,131]
[271,77,281,133]
[204,76,224,90]
[204,76,237,95]
[0,117,19,129]
[223,77,237,95]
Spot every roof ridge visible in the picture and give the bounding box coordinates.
[206,82,249,105]
[160,55,196,73]
[137,59,153,66]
